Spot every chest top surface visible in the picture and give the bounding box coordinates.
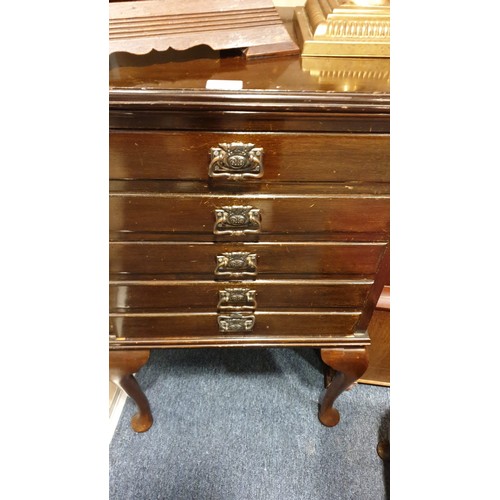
[109,9,389,132]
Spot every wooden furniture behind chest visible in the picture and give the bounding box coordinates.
[109,36,389,432]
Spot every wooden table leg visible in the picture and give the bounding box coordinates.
[109,350,153,433]
[319,347,369,427]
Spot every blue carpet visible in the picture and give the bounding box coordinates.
[110,348,389,500]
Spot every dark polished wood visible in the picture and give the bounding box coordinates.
[109,242,387,277]
[109,7,389,431]
[377,439,390,461]
[359,285,390,386]
[319,347,369,426]
[110,131,389,182]
[110,311,361,340]
[356,244,389,332]
[109,8,389,135]
[109,350,153,432]
[110,279,372,311]
[359,309,390,386]
[109,108,389,133]
[110,180,389,196]
[110,335,369,350]
[109,193,389,237]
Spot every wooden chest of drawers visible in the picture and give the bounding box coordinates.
[109,40,389,432]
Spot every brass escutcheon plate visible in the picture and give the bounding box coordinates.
[217,313,256,333]
[214,206,261,236]
[217,288,257,311]
[215,252,257,279]
[209,142,264,180]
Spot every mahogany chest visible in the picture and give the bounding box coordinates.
[109,40,389,431]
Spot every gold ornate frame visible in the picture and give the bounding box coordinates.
[294,0,390,58]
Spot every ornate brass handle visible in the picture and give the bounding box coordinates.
[217,313,256,333]
[214,206,261,236]
[217,288,257,311]
[214,252,257,279]
[209,142,264,180]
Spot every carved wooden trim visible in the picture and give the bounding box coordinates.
[109,335,370,349]
[109,89,390,112]
[109,0,299,58]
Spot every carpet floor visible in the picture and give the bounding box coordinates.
[110,347,390,500]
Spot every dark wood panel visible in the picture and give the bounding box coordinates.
[109,109,389,133]
[109,311,361,339]
[109,334,370,349]
[109,279,373,311]
[109,241,387,277]
[109,194,389,237]
[359,285,390,385]
[109,179,390,196]
[356,243,389,331]
[109,89,389,111]
[359,309,390,386]
[109,231,388,243]
[110,131,389,182]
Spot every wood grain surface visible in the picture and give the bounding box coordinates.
[109,310,361,339]
[109,0,299,57]
[110,131,389,182]
[109,279,373,311]
[359,309,390,386]
[109,194,389,237]
[109,241,387,278]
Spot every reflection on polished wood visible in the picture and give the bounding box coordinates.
[109,8,390,98]
[294,0,390,57]
[300,56,389,92]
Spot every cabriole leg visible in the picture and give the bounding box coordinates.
[109,350,153,433]
[319,347,369,427]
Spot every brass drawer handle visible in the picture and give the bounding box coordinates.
[214,206,261,236]
[215,252,257,279]
[218,313,255,333]
[217,288,257,311]
[209,142,264,180]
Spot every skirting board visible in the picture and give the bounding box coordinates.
[109,383,128,443]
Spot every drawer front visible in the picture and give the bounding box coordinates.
[109,194,389,238]
[109,311,361,339]
[110,131,389,182]
[109,279,373,311]
[109,242,386,278]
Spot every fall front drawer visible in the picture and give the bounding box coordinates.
[109,241,386,278]
[109,279,373,311]
[109,192,389,239]
[109,311,362,340]
[109,131,390,183]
